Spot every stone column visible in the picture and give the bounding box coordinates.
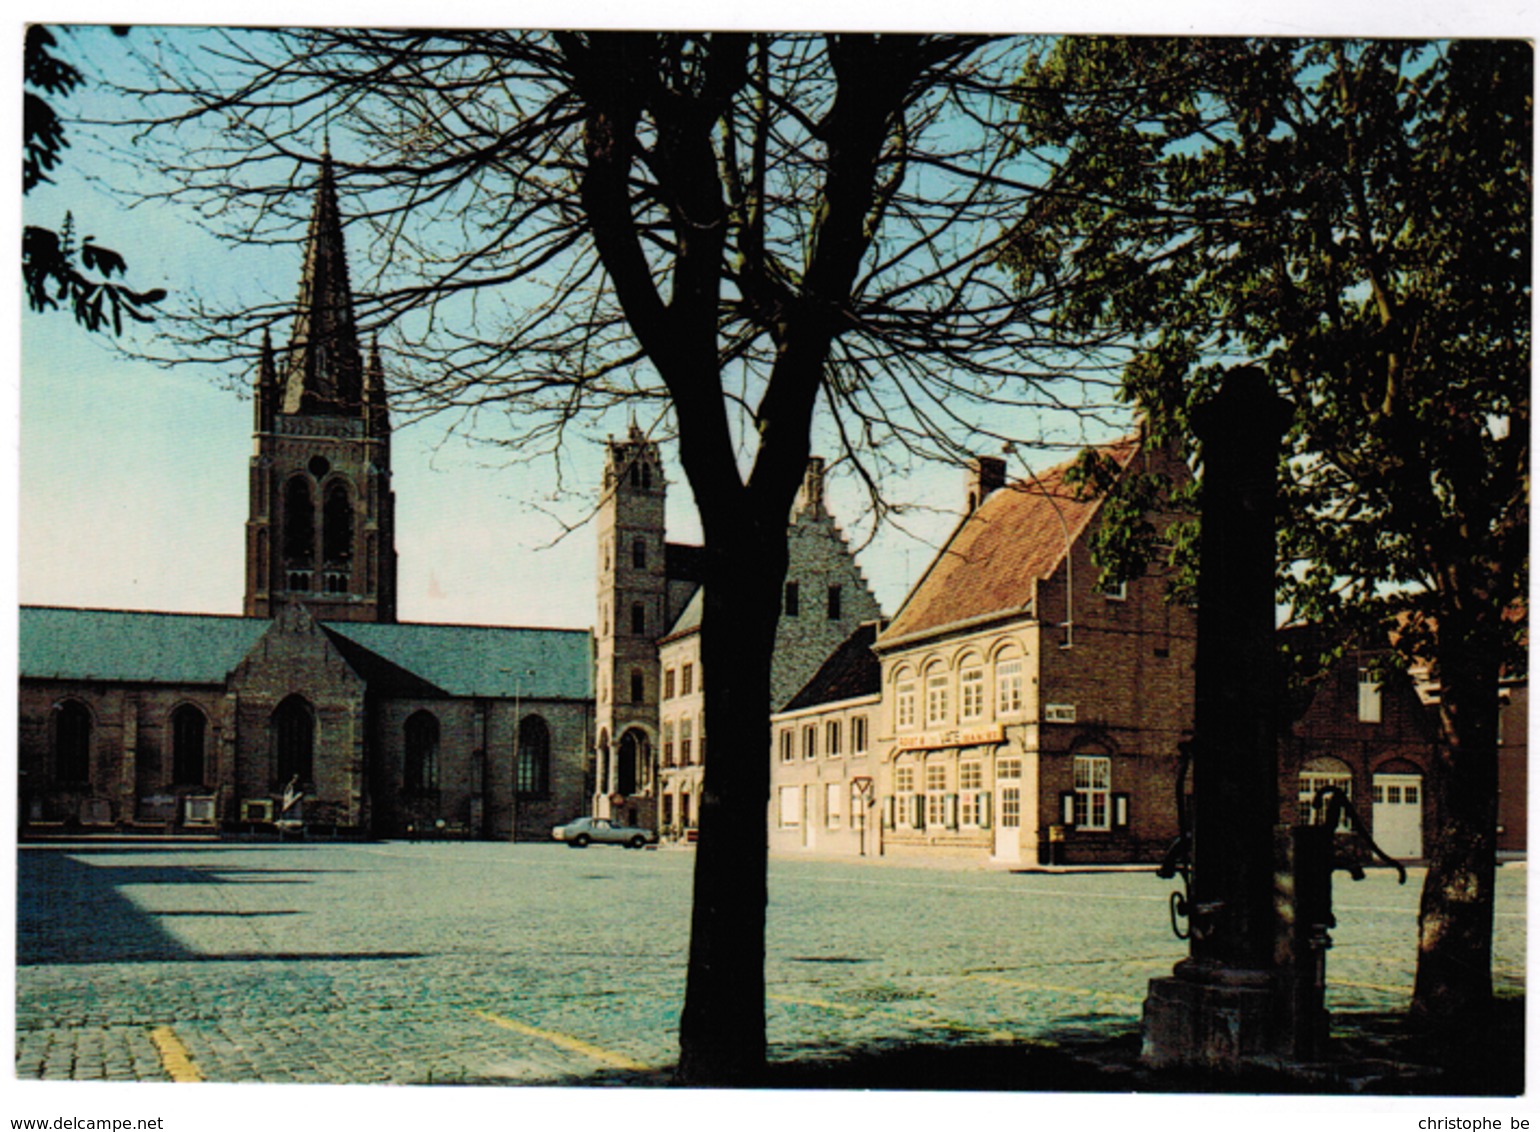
[1142,366,1295,1069]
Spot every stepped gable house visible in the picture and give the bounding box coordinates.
[19,153,592,839]
[593,435,883,834]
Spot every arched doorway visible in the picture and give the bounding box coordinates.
[616,728,650,797]
[1297,755,1354,830]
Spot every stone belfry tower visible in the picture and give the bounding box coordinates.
[593,424,668,819]
[244,151,398,623]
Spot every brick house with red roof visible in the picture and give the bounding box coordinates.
[771,433,1197,865]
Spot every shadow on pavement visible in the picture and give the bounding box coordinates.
[16,850,393,965]
[533,999,1524,1095]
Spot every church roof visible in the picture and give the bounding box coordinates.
[660,588,703,643]
[334,620,592,700]
[19,607,592,701]
[20,607,269,686]
[780,622,882,713]
[880,436,1141,646]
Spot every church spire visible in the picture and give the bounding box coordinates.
[254,327,277,432]
[282,148,364,416]
[365,335,390,439]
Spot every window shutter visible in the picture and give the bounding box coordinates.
[883,796,895,829]
[913,794,926,830]
[943,793,957,830]
[979,792,993,829]
[1060,792,1076,827]
[1114,793,1131,829]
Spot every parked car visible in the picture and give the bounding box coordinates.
[551,815,657,849]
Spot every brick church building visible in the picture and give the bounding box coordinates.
[18,154,592,840]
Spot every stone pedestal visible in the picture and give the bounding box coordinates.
[1142,961,1279,1070]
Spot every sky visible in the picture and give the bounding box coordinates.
[16,24,1134,632]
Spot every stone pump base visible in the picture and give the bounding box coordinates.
[1142,960,1284,1070]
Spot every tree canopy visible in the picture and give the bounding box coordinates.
[23,25,165,335]
[1011,36,1530,1022]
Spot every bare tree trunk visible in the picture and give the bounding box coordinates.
[1413,614,1502,1024]
[675,502,787,1084]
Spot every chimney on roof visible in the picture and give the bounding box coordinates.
[795,456,827,517]
[966,455,1007,514]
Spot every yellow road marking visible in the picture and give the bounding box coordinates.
[473,1010,645,1071]
[968,973,1143,1004]
[768,992,864,1015]
[148,1026,203,1083]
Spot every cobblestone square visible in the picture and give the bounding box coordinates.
[14,842,1526,1088]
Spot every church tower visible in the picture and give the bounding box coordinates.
[244,152,398,623]
[592,424,669,820]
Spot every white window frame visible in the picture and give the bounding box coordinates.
[959,761,983,827]
[999,785,1021,829]
[825,719,842,758]
[778,785,802,828]
[959,666,985,722]
[1073,755,1112,831]
[1299,770,1354,831]
[825,782,843,829]
[996,659,1024,718]
[1358,669,1383,724]
[924,763,948,828]
[896,681,917,731]
[802,724,817,760]
[894,765,916,828]
[925,671,950,727]
[851,715,869,756]
[778,729,794,763]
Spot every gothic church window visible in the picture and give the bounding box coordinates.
[283,476,315,587]
[517,716,551,796]
[323,482,354,564]
[404,711,439,794]
[54,700,91,784]
[272,695,315,787]
[171,704,207,787]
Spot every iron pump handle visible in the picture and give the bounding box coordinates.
[1312,786,1408,885]
[1157,741,1196,940]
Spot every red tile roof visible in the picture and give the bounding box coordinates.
[879,437,1141,646]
